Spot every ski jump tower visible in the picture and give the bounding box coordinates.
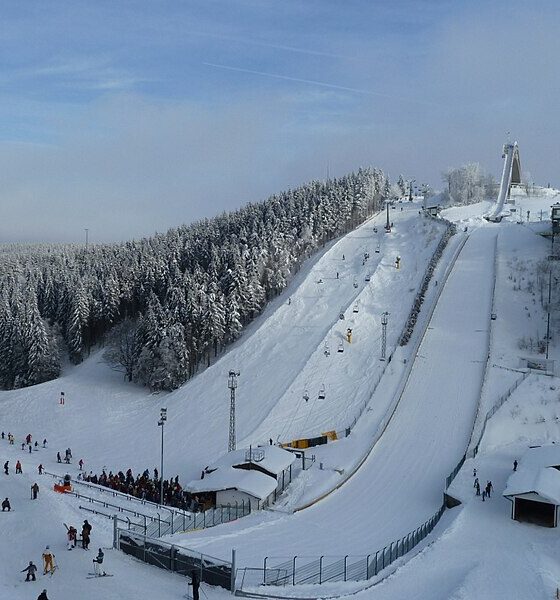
[486,141,522,222]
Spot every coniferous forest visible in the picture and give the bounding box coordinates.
[0,168,390,391]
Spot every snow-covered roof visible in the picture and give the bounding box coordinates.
[186,468,277,500]
[503,467,560,505]
[207,446,296,476]
[519,445,560,470]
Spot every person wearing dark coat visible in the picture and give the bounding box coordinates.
[21,561,38,581]
[189,570,200,600]
[82,520,92,549]
[2,498,10,511]
[513,460,518,471]
[37,590,49,600]
[3,461,8,475]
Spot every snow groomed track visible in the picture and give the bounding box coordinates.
[173,227,498,568]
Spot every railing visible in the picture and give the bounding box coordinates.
[43,470,187,514]
[118,529,234,591]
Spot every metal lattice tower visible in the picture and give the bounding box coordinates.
[228,371,240,452]
[381,312,389,360]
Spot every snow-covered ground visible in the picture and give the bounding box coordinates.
[3,188,560,599]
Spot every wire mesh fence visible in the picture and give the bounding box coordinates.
[238,503,446,589]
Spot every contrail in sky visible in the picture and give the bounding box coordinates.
[203,62,440,107]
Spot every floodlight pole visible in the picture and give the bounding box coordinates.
[158,408,167,505]
[228,371,240,452]
[381,312,389,360]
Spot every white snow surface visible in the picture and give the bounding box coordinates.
[3,191,560,599]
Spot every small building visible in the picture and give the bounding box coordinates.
[186,446,296,511]
[503,445,560,527]
[552,203,560,234]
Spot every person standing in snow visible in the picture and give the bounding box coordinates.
[475,481,480,496]
[31,483,39,500]
[473,468,477,477]
[38,464,43,475]
[78,459,84,471]
[21,561,38,581]
[67,525,77,549]
[15,460,22,474]
[42,546,55,575]
[486,481,493,498]
[481,490,486,502]
[56,452,61,463]
[82,520,92,549]
[92,548,105,575]
[1,498,10,511]
[37,589,49,600]
[3,461,8,475]
[513,460,518,471]
[189,570,200,600]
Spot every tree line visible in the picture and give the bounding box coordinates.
[0,168,389,391]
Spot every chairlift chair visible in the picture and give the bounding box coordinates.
[353,278,358,289]
[353,302,359,313]
[303,390,310,402]
[318,385,326,400]
[324,343,330,356]
[365,274,371,282]
[375,244,380,253]
[337,342,344,353]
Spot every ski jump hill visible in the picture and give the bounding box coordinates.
[485,141,522,222]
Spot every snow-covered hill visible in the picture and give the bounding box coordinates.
[3,190,560,599]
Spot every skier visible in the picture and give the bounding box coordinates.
[38,464,43,475]
[342,254,345,260]
[15,460,22,474]
[37,589,49,600]
[189,570,200,600]
[28,444,32,454]
[78,459,84,471]
[42,438,47,448]
[473,468,477,477]
[92,548,105,576]
[59,391,65,405]
[513,460,518,471]
[3,461,8,475]
[66,525,77,549]
[42,546,55,575]
[486,481,493,498]
[2,498,10,511]
[56,452,61,464]
[26,434,32,445]
[475,481,480,496]
[21,560,38,581]
[31,483,39,500]
[34,441,39,450]
[481,490,486,502]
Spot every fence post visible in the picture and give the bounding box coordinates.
[319,556,323,584]
[112,514,118,547]
[344,555,348,581]
[382,546,386,570]
[231,548,236,594]
[157,513,161,537]
[373,551,379,577]
[293,556,297,585]
[263,557,267,585]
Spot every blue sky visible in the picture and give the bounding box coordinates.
[1,1,559,242]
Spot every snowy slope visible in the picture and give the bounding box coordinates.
[3,190,560,600]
